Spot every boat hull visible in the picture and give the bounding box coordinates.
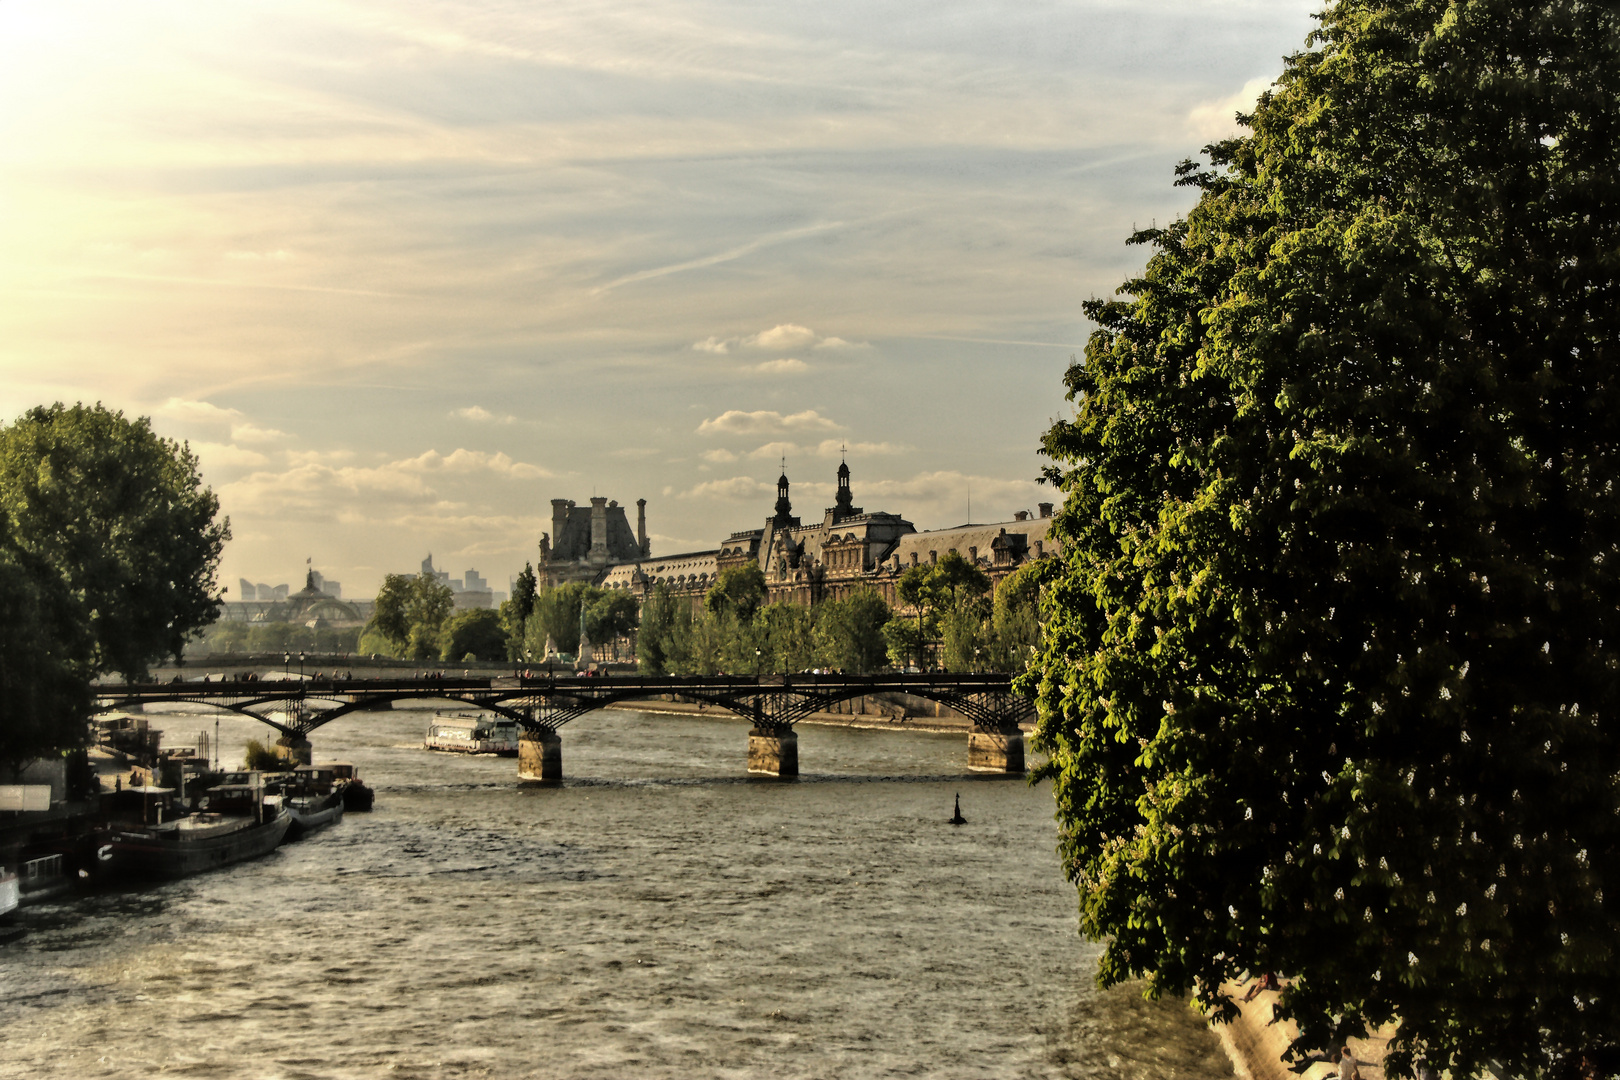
[106,810,292,881]
[286,792,345,841]
[340,781,374,812]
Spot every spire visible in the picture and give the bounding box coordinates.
[834,452,854,518]
[773,464,794,525]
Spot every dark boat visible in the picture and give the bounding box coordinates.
[322,762,374,811]
[283,768,346,841]
[102,804,292,880]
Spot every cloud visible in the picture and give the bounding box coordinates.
[230,422,289,444]
[700,448,737,463]
[746,441,799,461]
[394,448,551,479]
[693,326,859,356]
[747,324,817,350]
[812,439,906,457]
[1187,76,1273,141]
[192,442,269,468]
[611,447,663,459]
[681,476,776,500]
[452,405,517,424]
[749,358,807,375]
[697,409,841,436]
[156,397,241,424]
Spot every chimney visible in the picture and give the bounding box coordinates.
[636,498,648,556]
[550,499,569,560]
[1014,510,1029,522]
[1038,502,1053,518]
[589,496,608,560]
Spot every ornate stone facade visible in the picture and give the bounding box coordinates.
[540,496,651,588]
[586,462,1057,611]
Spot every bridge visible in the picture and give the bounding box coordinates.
[94,673,1034,778]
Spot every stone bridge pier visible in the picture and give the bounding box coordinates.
[518,727,563,782]
[967,729,1024,773]
[747,729,798,777]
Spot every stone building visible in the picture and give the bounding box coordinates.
[540,496,651,588]
[589,461,1057,612]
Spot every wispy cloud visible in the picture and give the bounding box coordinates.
[749,358,806,375]
[452,405,518,424]
[681,476,776,500]
[1187,76,1274,141]
[697,409,840,436]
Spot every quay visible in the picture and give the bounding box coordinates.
[95,673,1035,780]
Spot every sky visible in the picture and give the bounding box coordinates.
[0,0,1320,598]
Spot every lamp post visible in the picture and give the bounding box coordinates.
[755,648,762,676]
[974,646,981,673]
[283,652,290,678]
[299,651,306,679]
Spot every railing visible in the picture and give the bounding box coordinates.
[23,853,63,883]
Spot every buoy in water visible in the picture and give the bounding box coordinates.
[949,793,967,826]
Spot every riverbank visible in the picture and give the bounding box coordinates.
[1213,978,1394,1080]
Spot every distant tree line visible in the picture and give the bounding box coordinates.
[347,553,1044,676]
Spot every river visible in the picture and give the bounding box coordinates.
[0,704,1233,1079]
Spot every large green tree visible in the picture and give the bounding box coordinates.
[814,589,892,673]
[440,608,509,663]
[0,518,93,766]
[1031,3,1620,1077]
[366,571,454,660]
[0,403,230,678]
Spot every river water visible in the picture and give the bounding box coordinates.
[1,705,1232,1079]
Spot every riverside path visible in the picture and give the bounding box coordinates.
[94,673,1034,778]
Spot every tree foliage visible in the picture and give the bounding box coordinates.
[440,608,508,662]
[813,589,892,673]
[500,562,538,659]
[0,518,92,767]
[1031,3,1620,1076]
[705,563,768,623]
[368,571,454,660]
[0,402,230,678]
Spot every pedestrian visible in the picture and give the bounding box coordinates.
[1338,1046,1359,1080]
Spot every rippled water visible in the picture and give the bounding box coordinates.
[1,705,1232,1079]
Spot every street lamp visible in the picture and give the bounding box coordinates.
[755,647,762,676]
[283,652,290,678]
[299,651,306,679]
[974,646,981,673]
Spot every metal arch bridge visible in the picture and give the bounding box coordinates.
[93,673,1035,739]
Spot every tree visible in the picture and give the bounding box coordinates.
[988,560,1043,671]
[501,562,538,660]
[1031,3,1620,1077]
[758,601,816,673]
[440,608,508,662]
[0,518,92,767]
[705,563,768,623]
[403,572,455,660]
[369,573,414,651]
[584,591,640,647]
[814,589,892,673]
[637,584,679,674]
[532,582,592,656]
[0,402,230,678]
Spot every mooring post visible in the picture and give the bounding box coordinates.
[967,728,1025,773]
[519,727,563,782]
[748,728,798,777]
